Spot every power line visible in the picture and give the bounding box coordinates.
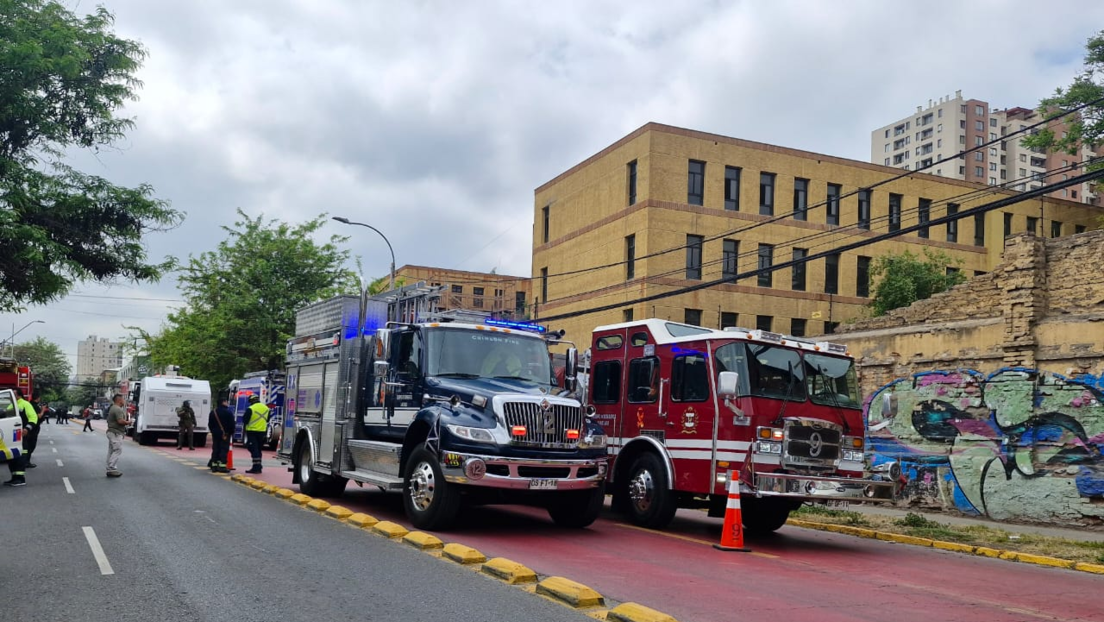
[536,167,1104,323]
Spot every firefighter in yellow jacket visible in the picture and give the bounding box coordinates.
[243,395,270,474]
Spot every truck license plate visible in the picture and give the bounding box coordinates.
[529,479,558,490]
[823,500,850,509]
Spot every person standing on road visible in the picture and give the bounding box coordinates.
[19,390,41,469]
[3,388,38,487]
[106,394,131,477]
[82,405,93,432]
[208,398,235,473]
[175,400,196,451]
[243,395,269,474]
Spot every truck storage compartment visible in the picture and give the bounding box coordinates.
[346,438,401,477]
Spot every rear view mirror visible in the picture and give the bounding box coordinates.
[374,328,391,361]
[565,347,578,391]
[717,371,739,398]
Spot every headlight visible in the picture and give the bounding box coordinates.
[578,433,607,449]
[446,424,496,443]
[843,450,864,462]
[756,441,782,454]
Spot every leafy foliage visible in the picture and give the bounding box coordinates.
[0,0,181,310]
[11,336,69,401]
[869,249,966,316]
[137,210,357,389]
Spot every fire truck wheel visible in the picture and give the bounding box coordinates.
[404,444,461,530]
[626,452,678,529]
[741,497,794,534]
[546,483,605,528]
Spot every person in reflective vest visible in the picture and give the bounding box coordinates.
[243,395,270,474]
[4,388,39,486]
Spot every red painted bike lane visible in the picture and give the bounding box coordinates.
[193,446,1103,622]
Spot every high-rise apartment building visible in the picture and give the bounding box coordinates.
[871,91,1103,206]
[533,123,1101,345]
[76,335,123,382]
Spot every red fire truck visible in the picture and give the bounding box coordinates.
[0,357,33,397]
[587,319,896,533]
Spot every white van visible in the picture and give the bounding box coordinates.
[0,389,22,464]
[134,376,211,447]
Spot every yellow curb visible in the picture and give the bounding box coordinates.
[249,480,268,490]
[607,602,679,622]
[273,488,295,499]
[536,576,605,609]
[1006,552,1073,568]
[325,505,354,521]
[482,558,537,584]
[974,546,1002,558]
[306,499,332,512]
[932,541,976,554]
[875,532,934,547]
[442,543,487,565]
[371,521,410,539]
[403,531,444,550]
[1074,562,1104,574]
[262,484,280,494]
[289,493,312,505]
[347,513,380,529]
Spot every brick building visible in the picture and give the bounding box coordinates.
[394,265,530,319]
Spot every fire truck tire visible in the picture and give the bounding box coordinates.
[741,497,794,534]
[403,445,461,530]
[546,483,605,528]
[626,452,678,529]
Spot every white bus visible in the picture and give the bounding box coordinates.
[133,376,211,447]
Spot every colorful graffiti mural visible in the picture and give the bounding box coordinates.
[866,368,1104,524]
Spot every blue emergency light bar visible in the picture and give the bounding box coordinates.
[483,318,547,333]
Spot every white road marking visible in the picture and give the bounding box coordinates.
[52,447,57,453]
[63,477,74,494]
[82,527,115,575]
[49,440,55,445]
[56,459,64,467]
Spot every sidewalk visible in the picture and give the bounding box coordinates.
[846,503,1104,543]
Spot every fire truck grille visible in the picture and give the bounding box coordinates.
[784,423,842,463]
[502,402,582,449]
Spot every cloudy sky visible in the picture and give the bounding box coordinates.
[4,0,1102,371]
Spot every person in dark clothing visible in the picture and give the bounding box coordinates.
[82,406,94,431]
[22,392,42,468]
[208,398,235,473]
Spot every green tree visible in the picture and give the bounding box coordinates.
[11,335,70,401]
[366,274,406,295]
[869,249,966,317]
[137,210,357,389]
[0,0,181,311]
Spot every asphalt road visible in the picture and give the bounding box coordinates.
[0,423,593,622]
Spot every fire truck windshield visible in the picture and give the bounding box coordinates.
[713,342,860,409]
[425,327,552,385]
[804,353,861,409]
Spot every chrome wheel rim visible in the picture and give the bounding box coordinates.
[629,469,655,513]
[409,461,436,511]
[299,448,311,483]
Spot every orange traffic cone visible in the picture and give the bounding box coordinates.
[714,470,750,552]
[227,446,235,471]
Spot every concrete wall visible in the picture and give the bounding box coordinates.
[835,231,1104,525]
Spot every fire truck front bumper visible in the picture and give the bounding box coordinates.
[752,472,896,501]
[441,452,607,491]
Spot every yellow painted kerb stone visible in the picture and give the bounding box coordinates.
[262,484,280,494]
[536,576,604,609]
[482,557,537,584]
[289,493,312,505]
[274,488,295,499]
[372,521,410,539]
[607,602,680,622]
[306,499,332,512]
[403,531,444,550]
[443,543,487,565]
[325,505,354,520]
[249,479,268,490]
[347,513,379,529]
[1074,562,1104,574]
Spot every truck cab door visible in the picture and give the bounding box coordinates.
[365,328,423,442]
[663,343,717,493]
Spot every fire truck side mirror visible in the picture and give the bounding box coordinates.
[565,347,578,391]
[374,328,391,361]
[717,371,740,398]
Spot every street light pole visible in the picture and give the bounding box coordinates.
[332,216,397,291]
[8,320,45,358]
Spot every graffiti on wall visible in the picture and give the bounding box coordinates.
[866,368,1104,524]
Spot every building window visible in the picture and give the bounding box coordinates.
[1026,216,1038,235]
[946,267,959,277]
[975,105,984,115]
[889,193,902,232]
[540,268,548,302]
[684,309,703,326]
[790,318,807,337]
[857,189,871,230]
[515,291,526,316]
[759,172,775,215]
[627,160,637,206]
[723,239,738,280]
[1076,224,1087,234]
[824,253,839,295]
[451,284,463,294]
[856,256,871,298]
[792,248,807,291]
[756,315,772,332]
[472,287,484,309]
[687,160,705,205]
[625,234,636,280]
[720,312,737,329]
[918,198,931,239]
[990,117,997,127]
[685,234,703,280]
[974,213,985,247]
[974,166,984,177]
[975,137,984,148]
[946,203,958,243]
[975,120,984,131]
[1003,213,1013,240]
[724,166,741,211]
[541,204,550,244]
[793,178,808,220]
[757,244,773,288]
[1051,221,1062,238]
[825,321,839,334]
[826,183,841,225]
[623,308,634,322]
